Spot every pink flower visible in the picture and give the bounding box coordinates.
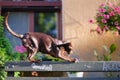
[104,25,109,30]
[109,11,115,16]
[96,27,104,34]
[114,21,119,26]
[114,7,120,14]
[96,27,101,31]
[15,45,27,53]
[100,4,105,7]
[103,14,110,19]
[108,2,114,9]
[89,19,94,23]
[116,26,120,30]
[101,19,107,23]
[98,8,106,12]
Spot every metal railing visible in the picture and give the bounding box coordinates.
[5,61,120,80]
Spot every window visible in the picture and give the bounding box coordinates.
[1,0,62,47]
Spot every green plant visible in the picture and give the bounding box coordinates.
[94,44,116,61]
[0,57,6,80]
[35,52,63,62]
[0,15,22,80]
[0,15,7,80]
[94,44,120,78]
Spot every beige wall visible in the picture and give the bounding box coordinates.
[63,0,120,61]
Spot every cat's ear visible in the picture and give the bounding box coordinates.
[63,41,72,46]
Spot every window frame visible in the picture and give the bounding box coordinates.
[0,0,62,39]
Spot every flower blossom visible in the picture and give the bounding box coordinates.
[101,19,107,23]
[104,25,109,30]
[100,4,105,7]
[108,2,114,9]
[15,45,27,53]
[116,26,120,30]
[114,7,120,14]
[103,14,110,19]
[114,21,119,26]
[96,27,104,34]
[109,11,115,16]
[89,19,94,23]
[98,8,106,12]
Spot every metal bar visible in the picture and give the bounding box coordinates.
[5,77,120,80]
[5,61,120,72]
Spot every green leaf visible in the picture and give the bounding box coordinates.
[109,44,116,54]
[103,55,110,61]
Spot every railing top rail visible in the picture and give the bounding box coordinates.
[5,61,120,72]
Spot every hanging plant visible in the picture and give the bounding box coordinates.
[89,0,120,35]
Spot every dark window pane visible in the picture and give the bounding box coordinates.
[34,12,57,38]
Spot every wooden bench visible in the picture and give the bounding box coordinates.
[5,61,120,80]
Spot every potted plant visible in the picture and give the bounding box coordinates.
[89,2,120,35]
